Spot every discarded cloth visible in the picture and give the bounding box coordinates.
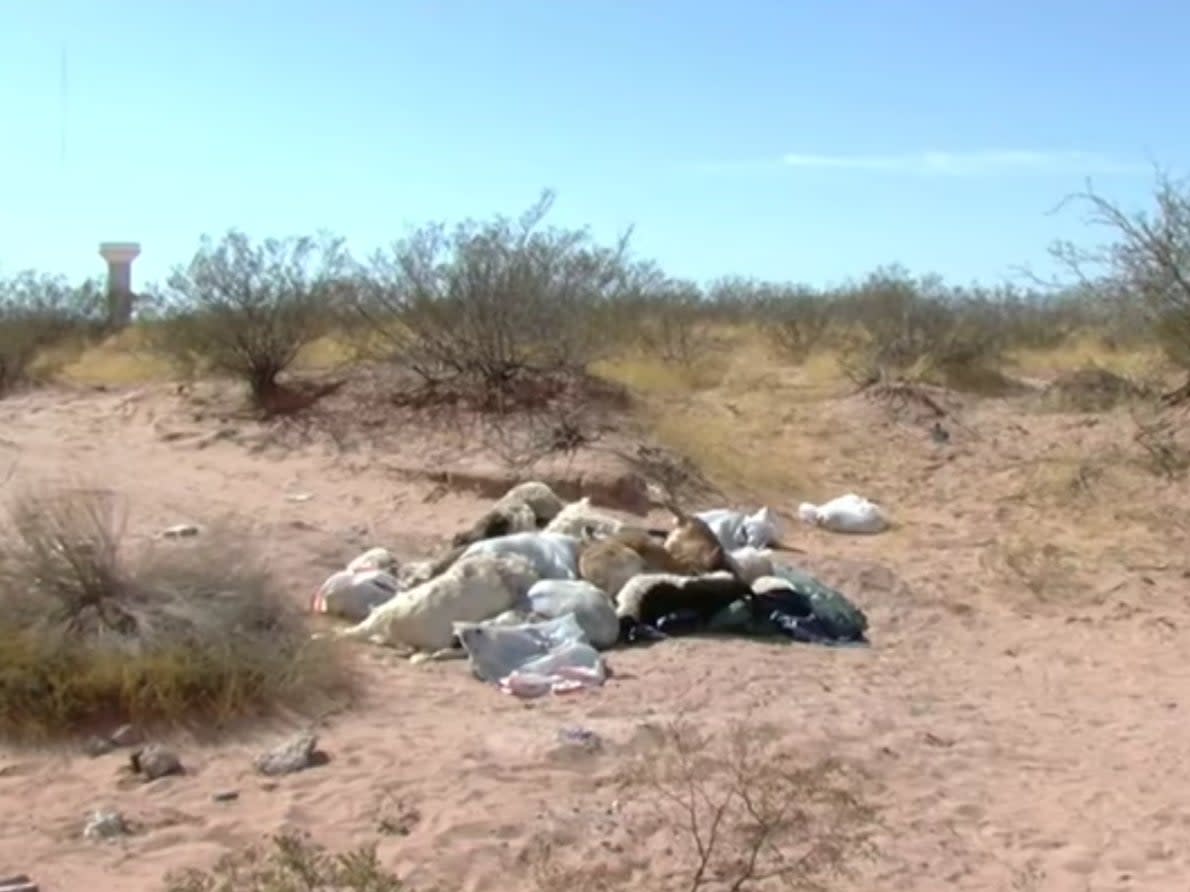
[453,613,607,698]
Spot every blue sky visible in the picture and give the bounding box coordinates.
[2,0,1188,292]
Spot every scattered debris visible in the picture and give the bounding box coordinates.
[212,790,240,803]
[0,874,37,892]
[161,523,200,539]
[82,808,128,841]
[557,725,603,752]
[84,723,142,757]
[83,735,116,758]
[930,421,950,444]
[130,744,184,781]
[110,724,142,747]
[254,732,324,776]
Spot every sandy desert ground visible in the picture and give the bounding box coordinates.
[1,355,1189,892]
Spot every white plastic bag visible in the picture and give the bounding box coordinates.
[696,506,783,550]
[311,568,402,620]
[797,493,889,534]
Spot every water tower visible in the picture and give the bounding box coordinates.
[98,241,141,329]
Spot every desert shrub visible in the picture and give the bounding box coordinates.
[1040,366,1148,413]
[1050,167,1190,400]
[148,230,351,410]
[354,190,662,409]
[530,720,877,891]
[704,277,836,362]
[630,281,721,366]
[0,485,350,740]
[823,267,1013,390]
[0,271,106,394]
[1131,406,1190,479]
[163,832,404,892]
[765,287,837,363]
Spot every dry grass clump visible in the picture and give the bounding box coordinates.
[0,485,351,741]
[163,832,405,892]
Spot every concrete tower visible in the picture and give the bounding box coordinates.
[98,241,141,329]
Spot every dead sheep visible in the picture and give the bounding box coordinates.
[494,481,565,526]
[614,570,754,628]
[450,482,567,549]
[544,497,625,539]
[335,552,539,654]
[578,527,688,601]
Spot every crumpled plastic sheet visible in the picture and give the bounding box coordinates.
[453,613,607,699]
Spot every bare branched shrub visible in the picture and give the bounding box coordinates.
[1131,407,1190,479]
[633,283,719,366]
[766,289,836,363]
[0,271,106,394]
[0,484,351,740]
[1050,167,1190,401]
[149,230,351,411]
[163,832,405,892]
[822,267,1023,393]
[355,190,660,409]
[622,721,877,891]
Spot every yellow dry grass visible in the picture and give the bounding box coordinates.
[1006,334,1168,381]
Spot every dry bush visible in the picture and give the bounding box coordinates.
[542,720,877,892]
[0,271,107,395]
[821,268,1005,392]
[631,285,723,367]
[355,190,662,409]
[0,485,350,741]
[1050,166,1190,402]
[1131,406,1190,479]
[163,831,404,892]
[766,292,836,364]
[1038,366,1149,413]
[704,278,837,364]
[147,230,352,413]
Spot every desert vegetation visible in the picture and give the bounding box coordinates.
[0,484,351,741]
[5,173,1189,421]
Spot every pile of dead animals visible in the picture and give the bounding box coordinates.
[310,482,868,698]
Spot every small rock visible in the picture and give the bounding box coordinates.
[557,725,603,751]
[83,808,128,841]
[285,492,314,503]
[83,735,116,758]
[130,744,184,780]
[0,874,38,892]
[162,524,200,539]
[110,724,142,747]
[254,732,322,776]
[212,790,239,803]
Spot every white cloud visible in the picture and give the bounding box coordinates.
[778,150,1145,176]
